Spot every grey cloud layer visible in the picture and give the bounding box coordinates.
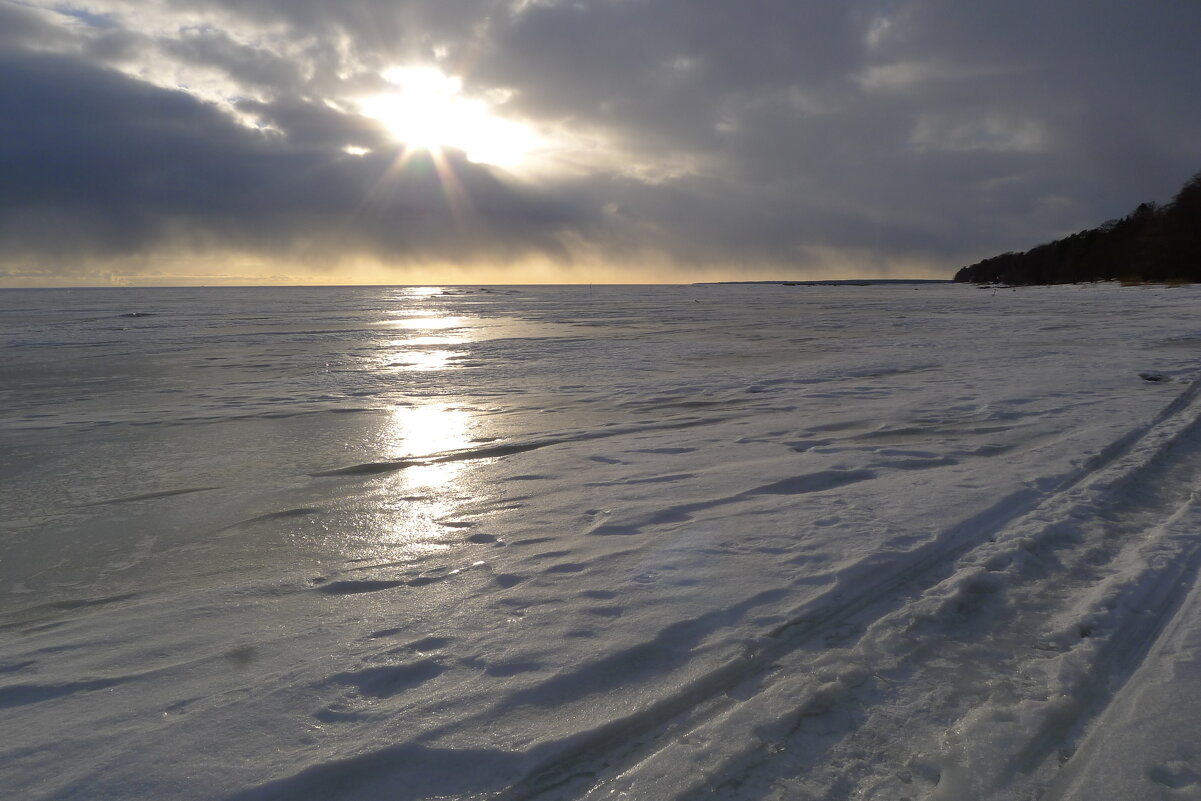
[3,0,1200,280]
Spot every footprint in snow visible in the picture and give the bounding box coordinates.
[1147,761,1200,789]
[330,659,446,698]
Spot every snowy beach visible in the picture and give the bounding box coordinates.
[3,282,1201,799]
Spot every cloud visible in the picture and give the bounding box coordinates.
[0,30,590,278]
[2,0,1200,284]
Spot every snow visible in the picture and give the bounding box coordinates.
[1053,540,1201,800]
[3,282,1201,799]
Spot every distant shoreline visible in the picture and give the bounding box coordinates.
[1,279,958,291]
[697,279,955,287]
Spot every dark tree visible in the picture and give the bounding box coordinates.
[954,171,1201,284]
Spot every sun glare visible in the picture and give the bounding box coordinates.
[359,66,536,168]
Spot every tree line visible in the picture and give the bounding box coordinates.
[954,170,1201,285]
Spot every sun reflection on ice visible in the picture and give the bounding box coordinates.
[373,499,456,554]
[376,289,474,371]
[389,349,465,371]
[386,402,474,455]
[341,287,493,565]
[344,403,484,565]
[391,316,465,331]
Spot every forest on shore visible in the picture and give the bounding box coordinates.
[955,171,1201,285]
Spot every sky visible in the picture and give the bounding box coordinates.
[1,1,1199,286]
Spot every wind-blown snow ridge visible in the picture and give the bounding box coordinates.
[309,417,729,477]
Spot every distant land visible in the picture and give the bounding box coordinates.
[703,279,953,286]
[955,170,1201,285]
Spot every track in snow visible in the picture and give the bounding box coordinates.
[497,376,1201,801]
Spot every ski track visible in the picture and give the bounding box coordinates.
[492,375,1201,801]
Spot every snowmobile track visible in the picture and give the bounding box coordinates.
[497,376,1201,800]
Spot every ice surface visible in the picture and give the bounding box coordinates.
[3,283,1201,799]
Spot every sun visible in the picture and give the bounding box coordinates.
[358,66,536,168]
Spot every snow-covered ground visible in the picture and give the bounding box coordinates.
[3,282,1201,800]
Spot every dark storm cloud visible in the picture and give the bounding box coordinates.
[470,0,1201,259]
[0,12,588,273]
[2,0,1200,282]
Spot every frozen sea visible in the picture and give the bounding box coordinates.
[4,282,1201,800]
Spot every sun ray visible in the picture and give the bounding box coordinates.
[428,147,475,230]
